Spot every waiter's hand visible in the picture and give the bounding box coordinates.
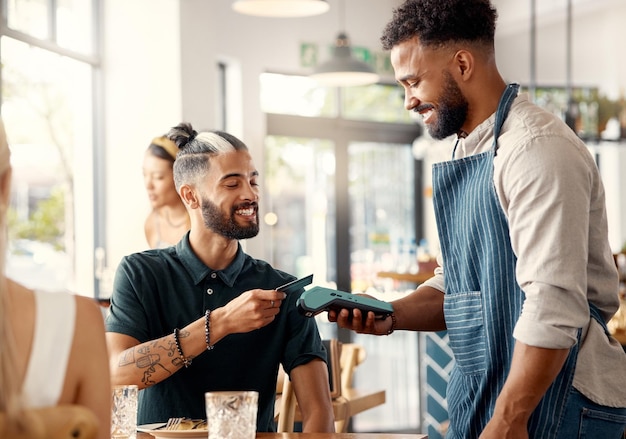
[479,415,529,439]
[327,306,393,336]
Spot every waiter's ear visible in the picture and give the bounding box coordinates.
[452,50,474,82]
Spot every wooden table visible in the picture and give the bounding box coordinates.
[138,432,428,439]
[136,389,395,438]
[258,434,427,439]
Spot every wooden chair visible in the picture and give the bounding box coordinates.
[334,343,366,432]
[276,367,350,433]
[338,343,366,395]
[275,339,346,432]
[275,341,367,433]
[275,370,298,433]
[0,405,99,439]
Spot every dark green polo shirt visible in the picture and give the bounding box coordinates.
[106,233,326,430]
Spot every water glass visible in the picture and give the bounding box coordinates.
[205,390,258,439]
[111,384,138,439]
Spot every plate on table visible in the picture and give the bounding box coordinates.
[137,423,208,438]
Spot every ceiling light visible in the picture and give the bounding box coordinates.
[232,0,330,18]
[310,32,380,87]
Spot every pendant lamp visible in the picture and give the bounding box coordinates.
[309,0,379,87]
[232,0,330,18]
[310,32,379,86]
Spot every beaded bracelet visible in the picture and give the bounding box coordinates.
[204,309,214,351]
[385,313,397,335]
[173,328,192,368]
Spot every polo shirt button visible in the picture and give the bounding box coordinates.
[207,288,213,295]
[211,273,217,279]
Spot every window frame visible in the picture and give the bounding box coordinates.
[0,0,104,297]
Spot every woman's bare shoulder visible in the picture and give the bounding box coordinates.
[74,295,106,331]
[144,209,158,246]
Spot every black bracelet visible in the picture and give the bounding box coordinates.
[205,309,214,351]
[386,313,397,335]
[173,328,192,368]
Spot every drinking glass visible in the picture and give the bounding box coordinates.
[205,390,258,439]
[111,384,138,439]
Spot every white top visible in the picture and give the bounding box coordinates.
[422,93,626,407]
[21,290,76,407]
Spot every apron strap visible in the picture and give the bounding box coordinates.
[492,83,519,154]
[589,301,610,336]
[451,83,519,160]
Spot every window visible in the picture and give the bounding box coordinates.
[348,141,416,293]
[261,73,423,431]
[260,72,336,117]
[261,73,420,293]
[1,0,100,294]
[264,135,336,282]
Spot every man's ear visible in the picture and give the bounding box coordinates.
[453,50,474,82]
[180,184,199,209]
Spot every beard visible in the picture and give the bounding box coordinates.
[200,197,259,240]
[426,71,468,140]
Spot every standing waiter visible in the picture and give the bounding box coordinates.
[330,0,626,437]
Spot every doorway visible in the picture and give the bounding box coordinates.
[263,94,423,432]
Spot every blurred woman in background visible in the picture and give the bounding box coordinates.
[143,135,190,248]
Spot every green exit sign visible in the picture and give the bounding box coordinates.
[300,42,318,68]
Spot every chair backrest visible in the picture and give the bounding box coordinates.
[323,339,342,399]
[275,340,366,433]
[0,405,99,439]
[339,343,366,395]
[276,372,297,433]
[275,338,342,432]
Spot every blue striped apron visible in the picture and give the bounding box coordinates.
[432,84,592,438]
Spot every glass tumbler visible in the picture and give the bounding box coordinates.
[205,390,258,439]
[111,384,138,439]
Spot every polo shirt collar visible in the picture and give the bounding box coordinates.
[175,232,246,287]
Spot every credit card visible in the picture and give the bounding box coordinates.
[276,274,313,294]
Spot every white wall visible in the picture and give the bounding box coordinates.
[589,143,626,252]
[102,0,182,289]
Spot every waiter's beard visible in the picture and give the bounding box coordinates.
[428,71,469,140]
[201,197,259,240]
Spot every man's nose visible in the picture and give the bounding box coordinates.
[405,92,419,111]
[241,183,259,201]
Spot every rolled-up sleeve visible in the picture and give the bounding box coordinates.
[495,134,594,349]
[420,251,445,293]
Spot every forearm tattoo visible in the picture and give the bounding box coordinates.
[117,331,192,387]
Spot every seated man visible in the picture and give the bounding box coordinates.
[105,123,335,432]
